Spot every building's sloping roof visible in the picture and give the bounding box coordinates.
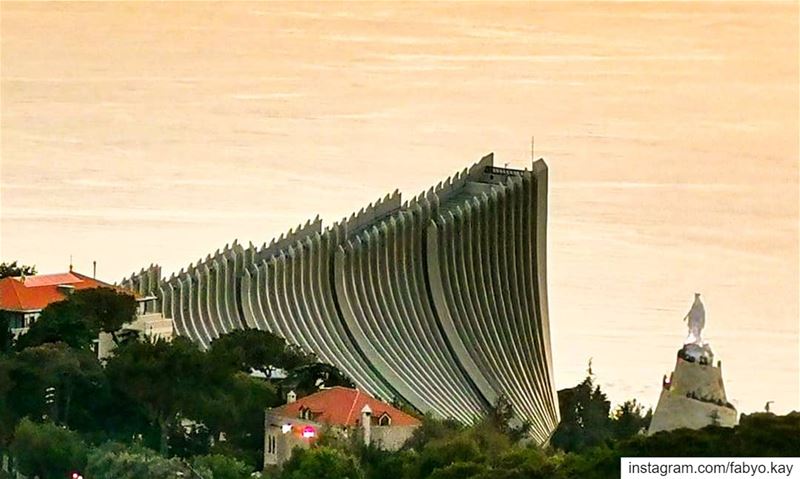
[0,271,116,312]
[271,387,421,427]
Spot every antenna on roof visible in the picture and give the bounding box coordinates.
[69,254,73,272]
[530,135,535,166]
[93,260,97,279]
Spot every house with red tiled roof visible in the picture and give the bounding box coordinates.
[0,270,117,334]
[0,270,173,355]
[264,387,421,466]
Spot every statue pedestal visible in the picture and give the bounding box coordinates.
[648,345,737,435]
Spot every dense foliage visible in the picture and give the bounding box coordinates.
[1,282,797,478]
[10,419,87,478]
[0,287,345,476]
[551,374,652,453]
[15,288,136,351]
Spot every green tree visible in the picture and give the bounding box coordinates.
[285,363,356,397]
[428,461,489,479]
[403,415,464,451]
[357,444,415,479]
[0,355,15,447]
[488,395,514,433]
[415,434,485,479]
[194,371,277,467]
[71,287,137,344]
[15,300,96,351]
[192,453,251,479]
[550,374,612,453]
[610,399,651,440]
[208,328,312,377]
[485,446,559,479]
[0,312,14,354]
[732,412,800,456]
[86,442,196,479]
[15,287,137,351]
[105,336,214,455]
[6,343,106,430]
[0,261,35,279]
[10,418,88,479]
[280,446,365,479]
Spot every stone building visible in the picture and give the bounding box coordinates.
[125,154,559,442]
[648,341,738,434]
[264,387,421,466]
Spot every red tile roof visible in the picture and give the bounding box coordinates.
[0,271,120,312]
[271,387,421,427]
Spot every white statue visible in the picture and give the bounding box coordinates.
[683,293,705,344]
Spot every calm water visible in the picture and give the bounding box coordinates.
[1,2,797,414]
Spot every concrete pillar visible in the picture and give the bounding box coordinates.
[361,404,372,446]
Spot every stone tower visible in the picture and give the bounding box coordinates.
[648,296,737,434]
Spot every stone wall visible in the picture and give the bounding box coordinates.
[98,312,174,360]
[648,355,737,435]
[648,389,738,434]
[371,425,418,451]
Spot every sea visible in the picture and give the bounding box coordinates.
[1,2,797,414]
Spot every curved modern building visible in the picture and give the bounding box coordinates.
[122,154,560,442]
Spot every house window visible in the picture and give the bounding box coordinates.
[267,434,277,454]
[378,413,392,426]
[7,314,23,330]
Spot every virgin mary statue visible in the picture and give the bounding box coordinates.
[684,293,705,344]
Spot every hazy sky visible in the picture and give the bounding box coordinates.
[1,2,798,413]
